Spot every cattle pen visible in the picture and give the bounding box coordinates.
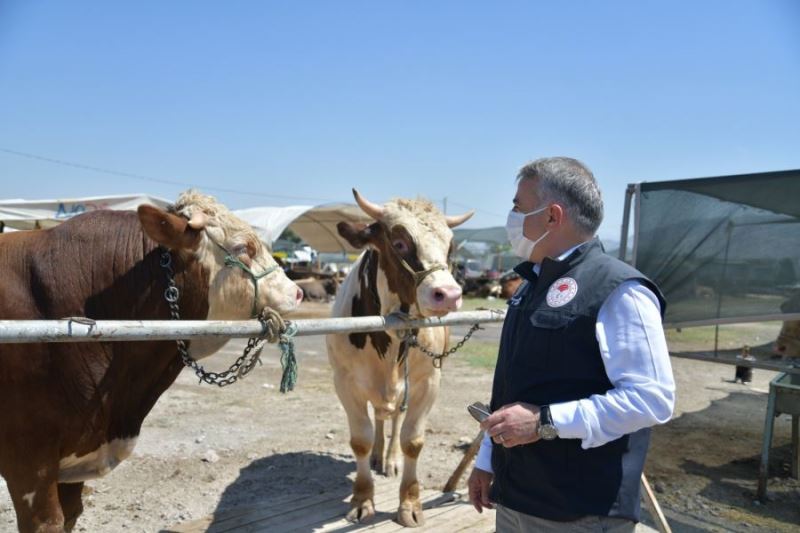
[2,307,797,531]
[0,309,509,532]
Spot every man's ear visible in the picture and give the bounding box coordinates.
[547,204,564,226]
[337,221,379,249]
[138,205,203,250]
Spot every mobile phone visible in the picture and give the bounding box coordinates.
[467,402,491,423]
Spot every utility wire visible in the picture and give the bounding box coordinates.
[1,147,494,218]
[448,199,504,219]
[0,147,338,204]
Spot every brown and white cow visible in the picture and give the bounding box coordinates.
[0,191,302,533]
[326,190,472,527]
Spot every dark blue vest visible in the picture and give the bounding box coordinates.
[489,239,665,522]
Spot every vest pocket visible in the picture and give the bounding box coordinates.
[529,309,577,329]
[513,310,577,371]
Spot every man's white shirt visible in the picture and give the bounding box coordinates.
[475,246,675,473]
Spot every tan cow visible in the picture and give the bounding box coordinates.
[0,191,302,533]
[326,190,472,527]
[774,293,800,358]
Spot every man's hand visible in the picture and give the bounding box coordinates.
[467,467,494,513]
[480,402,541,448]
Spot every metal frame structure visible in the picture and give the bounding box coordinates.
[618,182,800,375]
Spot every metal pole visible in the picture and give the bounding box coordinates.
[665,312,800,329]
[619,184,635,262]
[0,310,506,344]
[631,183,642,268]
[713,221,734,358]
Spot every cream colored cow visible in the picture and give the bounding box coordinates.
[326,190,472,527]
[775,292,800,358]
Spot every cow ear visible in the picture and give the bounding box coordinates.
[138,205,203,251]
[337,221,379,249]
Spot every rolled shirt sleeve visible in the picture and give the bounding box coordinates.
[549,280,675,449]
[475,431,494,473]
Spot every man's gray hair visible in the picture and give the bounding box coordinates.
[517,157,603,235]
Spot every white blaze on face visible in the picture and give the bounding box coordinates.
[381,199,462,316]
[58,437,138,483]
[198,227,301,320]
[171,192,302,324]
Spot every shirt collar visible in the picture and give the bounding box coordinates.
[532,241,590,276]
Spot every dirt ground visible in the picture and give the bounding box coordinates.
[1,302,798,532]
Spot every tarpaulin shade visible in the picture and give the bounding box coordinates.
[633,170,800,325]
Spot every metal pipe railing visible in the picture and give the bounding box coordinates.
[0,309,506,344]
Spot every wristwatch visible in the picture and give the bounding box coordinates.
[537,405,559,440]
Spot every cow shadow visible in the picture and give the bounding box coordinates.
[159,450,463,532]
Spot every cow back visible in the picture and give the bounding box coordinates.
[0,210,210,459]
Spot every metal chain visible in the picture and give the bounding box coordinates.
[160,250,278,387]
[403,322,482,369]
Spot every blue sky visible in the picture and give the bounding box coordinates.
[1,1,798,241]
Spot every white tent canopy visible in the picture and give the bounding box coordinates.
[0,193,170,231]
[0,194,379,254]
[234,203,373,253]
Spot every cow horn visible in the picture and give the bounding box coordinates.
[352,189,384,220]
[445,210,475,228]
[187,210,209,230]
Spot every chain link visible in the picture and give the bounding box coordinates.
[160,249,276,387]
[403,322,482,368]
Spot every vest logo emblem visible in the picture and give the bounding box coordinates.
[546,277,578,307]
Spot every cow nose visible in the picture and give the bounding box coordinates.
[430,285,463,311]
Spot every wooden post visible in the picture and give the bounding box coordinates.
[641,473,671,533]
[443,430,484,493]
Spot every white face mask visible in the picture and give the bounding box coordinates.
[506,205,550,260]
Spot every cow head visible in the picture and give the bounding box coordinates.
[138,191,303,319]
[338,189,473,317]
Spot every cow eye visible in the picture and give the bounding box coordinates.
[392,239,409,254]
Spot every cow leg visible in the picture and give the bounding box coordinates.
[383,409,404,477]
[334,377,376,523]
[57,483,84,532]
[396,380,438,527]
[370,418,385,472]
[6,463,66,533]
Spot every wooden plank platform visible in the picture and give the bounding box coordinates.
[163,478,495,532]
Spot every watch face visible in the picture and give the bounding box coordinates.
[539,424,558,440]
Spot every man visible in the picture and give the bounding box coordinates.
[468,157,675,532]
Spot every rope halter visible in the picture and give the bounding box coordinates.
[205,232,279,318]
[396,255,449,288]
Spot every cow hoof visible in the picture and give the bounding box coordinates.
[397,502,424,527]
[346,498,375,523]
[384,458,401,477]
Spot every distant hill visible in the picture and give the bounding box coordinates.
[453,228,630,261]
[453,226,507,245]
